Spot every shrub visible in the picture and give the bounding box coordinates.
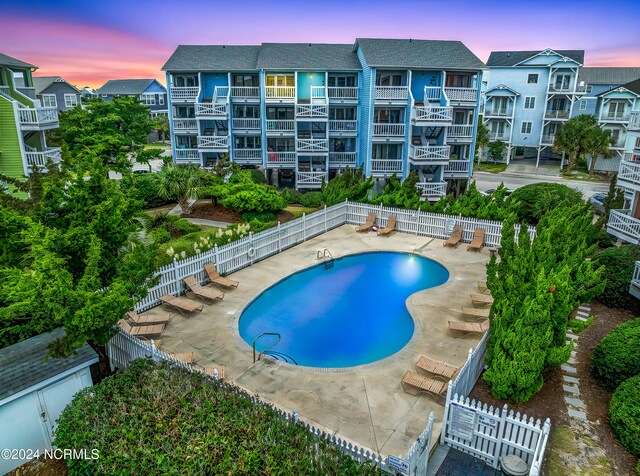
[506,183,583,224]
[321,165,373,205]
[593,245,640,309]
[248,168,266,184]
[281,188,303,205]
[241,211,277,223]
[300,191,324,208]
[216,172,285,214]
[122,174,175,209]
[567,317,593,334]
[593,318,640,391]
[610,375,640,458]
[149,227,171,244]
[54,359,379,475]
[370,172,422,209]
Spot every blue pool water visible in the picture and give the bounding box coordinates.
[239,252,449,368]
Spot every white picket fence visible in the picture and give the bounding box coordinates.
[449,331,490,399]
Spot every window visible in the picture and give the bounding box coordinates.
[266,107,294,120]
[233,75,259,87]
[608,102,626,120]
[64,94,78,108]
[159,95,164,105]
[524,97,535,109]
[267,138,294,151]
[372,144,401,160]
[527,74,538,84]
[141,94,155,106]
[266,75,294,87]
[445,74,471,88]
[374,108,402,123]
[375,72,403,86]
[42,94,56,108]
[329,107,356,121]
[234,105,260,118]
[580,100,587,110]
[586,85,593,94]
[328,75,356,87]
[521,121,532,134]
[234,136,261,149]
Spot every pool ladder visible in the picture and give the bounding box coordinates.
[317,248,334,269]
[252,332,298,365]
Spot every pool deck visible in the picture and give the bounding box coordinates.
[140,224,490,458]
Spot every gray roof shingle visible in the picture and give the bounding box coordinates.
[162,45,261,72]
[487,49,584,67]
[0,328,98,402]
[355,38,485,70]
[578,67,640,85]
[621,78,640,96]
[31,76,80,94]
[96,79,165,95]
[0,52,37,69]
[256,43,361,70]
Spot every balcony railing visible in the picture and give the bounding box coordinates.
[414,106,453,123]
[447,125,474,138]
[485,108,511,117]
[545,110,570,119]
[266,120,295,132]
[311,86,326,100]
[329,120,357,132]
[444,87,477,103]
[0,85,11,99]
[617,160,640,190]
[370,159,403,173]
[170,87,199,101]
[424,86,442,102]
[328,87,358,100]
[603,112,630,123]
[297,171,327,187]
[174,149,200,160]
[629,111,640,131]
[197,135,229,149]
[18,107,58,127]
[416,182,447,199]
[329,152,357,166]
[374,86,408,101]
[232,118,261,129]
[489,132,508,141]
[541,135,556,145]
[631,261,640,299]
[231,87,260,99]
[265,86,295,100]
[548,84,583,93]
[408,145,450,163]
[16,87,36,100]
[372,123,405,137]
[296,104,327,118]
[25,147,62,167]
[234,149,262,163]
[266,151,296,166]
[195,102,228,117]
[611,137,627,149]
[172,118,198,130]
[608,209,640,244]
[296,138,328,152]
[443,160,470,177]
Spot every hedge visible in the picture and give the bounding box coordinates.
[54,359,379,475]
[593,318,640,391]
[506,183,583,224]
[610,375,640,458]
[593,245,640,309]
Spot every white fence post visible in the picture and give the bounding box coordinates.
[493,404,509,468]
[440,380,453,445]
[173,257,180,294]
[302,213,306,241]
[277,221,282,253]
[324,205,328,233]
[214,243,220,267]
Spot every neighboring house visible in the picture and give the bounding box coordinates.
[483,48,586,166]
[0,53,61,182]
[95,79,168,116]
[81,86,96,99]
[0,328,97,474]
[32,76,81,112]
[162,39,485,198]
[573,67,640,117]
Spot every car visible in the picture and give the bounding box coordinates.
[481,188,514,197]
[590,193,607,214]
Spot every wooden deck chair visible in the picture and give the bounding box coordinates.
[118,319,165,338]
[401,370,448,402]
[377,216,397,236]
[139,337,162,349]
[183,275,225,303]
[443,225,463,248]
[467,228,485,252]
[159,294,203,317]
[461,307,490,321]
[471,293,494,308]
[477,280,489,293]
[171,352,195,364]
[197,364,226,380]
[127,310,172,325]
[356,212,376,232]
[416,356,459,380]
[205,262,239,289]
[448,320,489,338]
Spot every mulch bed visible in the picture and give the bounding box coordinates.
[184,200,294,224]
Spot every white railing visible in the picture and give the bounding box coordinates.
[374,86,408,101]
[447,125,474,138]
[328,87,358,100]
[540,135,555,145]
[297,171,326,187]
[629,111,640,131]
[548,83,576,93]
[444,160,470,176]
[16,86,36,100]
[310,86,326,100]
[18,107,58,126]
[409,145,450,163]
[170,86,199,101]
[370,159,403,173]
[266,120,295,132]
[444,87,477,102]
[266,151,296,166]
[296,138,328,152]
[329,152,357,166]
[414,106,453,123]
[296,104,327,117]
[174,149,200,161]
[416,182,447,198]
[329,120,357,132]
[232,118,261,129]
[603,112,630,123]
[617,161,640,188]
[631,261,640,293]
[25,147,62,167]
[424,86,442,101]
[231,86,260,99]
[608,209,640,244]
[485,108,511,117]
[197,135,229,149]
[172,118,198,130]
[233,149,262,162]
[265,86,295,99]
[213,86,230,102]
[545,110,570,119]
[0,85,11,99]
[489,132,508,141]
[372,123,405,137]
[195,102,228,117]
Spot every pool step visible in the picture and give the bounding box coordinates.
[325,259,334,270]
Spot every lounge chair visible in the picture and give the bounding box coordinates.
[443,225,463,248]
[118,319,165,338]
[183,276,225,303]
[477,280,489,293]
[205,263,239,289]
[448,320,489,338]
[377,216,397,236]
[471,293,494,308]
[401,370,448,401]
[171,352,195,364]
[197,364,226,380]
[461,307,490,321]
[159,294,203,316]
[467,228,485,252]
[356,212,376,232]
[140,337,162,348]
[416,355,459,380]
[126,310,172,325]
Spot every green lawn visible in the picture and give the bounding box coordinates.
[286,205,322,219]
[476,162,508,173]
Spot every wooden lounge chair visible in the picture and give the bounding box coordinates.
[171,352,195,364]
[477,280,489,293]
[197,364,226,380]
[183,276,225,303]
[139,337,162,348]
[377,216,397,236]
[448,320,489,338]
[205,263,239,289]
[471,293,494,308]
[443,225,463,248]
[127,310,172,325]
[467,228,485,252]
[401,370,448,401]
[462,307,490,321]
[356,212,376,232]
[159,294,203,317]
[118,319,165,338]
[416,355,459,380]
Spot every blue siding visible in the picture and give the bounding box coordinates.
[410,70,440,101]
[143,80,167,94]
[297,72,325,100]
[166,72,177,163]
[200,73,228,99]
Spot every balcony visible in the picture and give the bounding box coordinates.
[172,118,198,131]
[296,171,327,188]
[444,87,477,105]
[630,261,640,300]
[328,120,357,134]
[602,112,630,124]
[408,145,450,165]
[489,132,509,141]
[174,149,200,164]
[230,87,260,101]
[329,152,357,167]
[18,107,59,130]
[611,137,627,149]
[266,151,296,168]
[413,106,452,125]
[233,149,262,165]
[370,159,403,175]
[328,87,358,102]
[197,135,229,151]
[545,110,570,120]
[548,83,584,94]
[484,108,512,118]
[232,118,261,130]
[266,120,295,134]
[296,138,328,153]
[195,102,228,119]
[608,209,640,244]
[447,125,474,141]
[17,87,36,100]
[25,147,61,168]
[170,87,199,102]
[265,86,295,102]
[540,135,556,146]
[424,86,442,102]
[372,123,405,138]
[416,182,447,200]
[443,160,470,178]
[374,86,408,103]
[617,160,640,192]
[296,104,328,119]
[629,112,640,131]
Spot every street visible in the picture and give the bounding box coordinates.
[472,171,611,198]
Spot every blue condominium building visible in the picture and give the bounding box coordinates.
[161,39,485,199]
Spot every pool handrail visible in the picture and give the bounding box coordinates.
[253,332,281,363]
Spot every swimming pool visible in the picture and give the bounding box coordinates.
[238,252,449,368]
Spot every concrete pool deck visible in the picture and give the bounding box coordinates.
[140,224,490,457]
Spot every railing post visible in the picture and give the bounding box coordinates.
[324,205,328,233]
[249,231,254,264]
[302,213,306,242]
[277,221,282,253]
[293,408,299,423]
[214,243,220,269]
[173,256,180,295]
[440,380,453,445]
[493,405,509,468]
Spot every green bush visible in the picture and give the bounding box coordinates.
[321,165,373,205]
[610,375,640,458]
[241,211,277,223]
[122,174,176,209]
[593,245,640,308]
[149,227,171,244]
[248,168,266,184]
[568,317,593,334]
[593,318,640,391]
[300,191,324,208]
[281,188,303,205]
[54,359,379,475]
[506,183,583,224]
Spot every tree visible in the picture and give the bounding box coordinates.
[553,114,598,173]
[602,174,625,225]
[475,121,490,164]
[135,147,163,172]
[152,114,170,143]
[585,126,613,175]
[487,140,507,162]
[322,165,374,205]
[156,165,203,214]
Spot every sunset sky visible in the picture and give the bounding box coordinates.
[2,0,639,89]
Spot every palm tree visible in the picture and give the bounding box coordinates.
[553,115,597,173]
[156,165,203,214]
[475,122,490,164]
[584,126,614,175]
